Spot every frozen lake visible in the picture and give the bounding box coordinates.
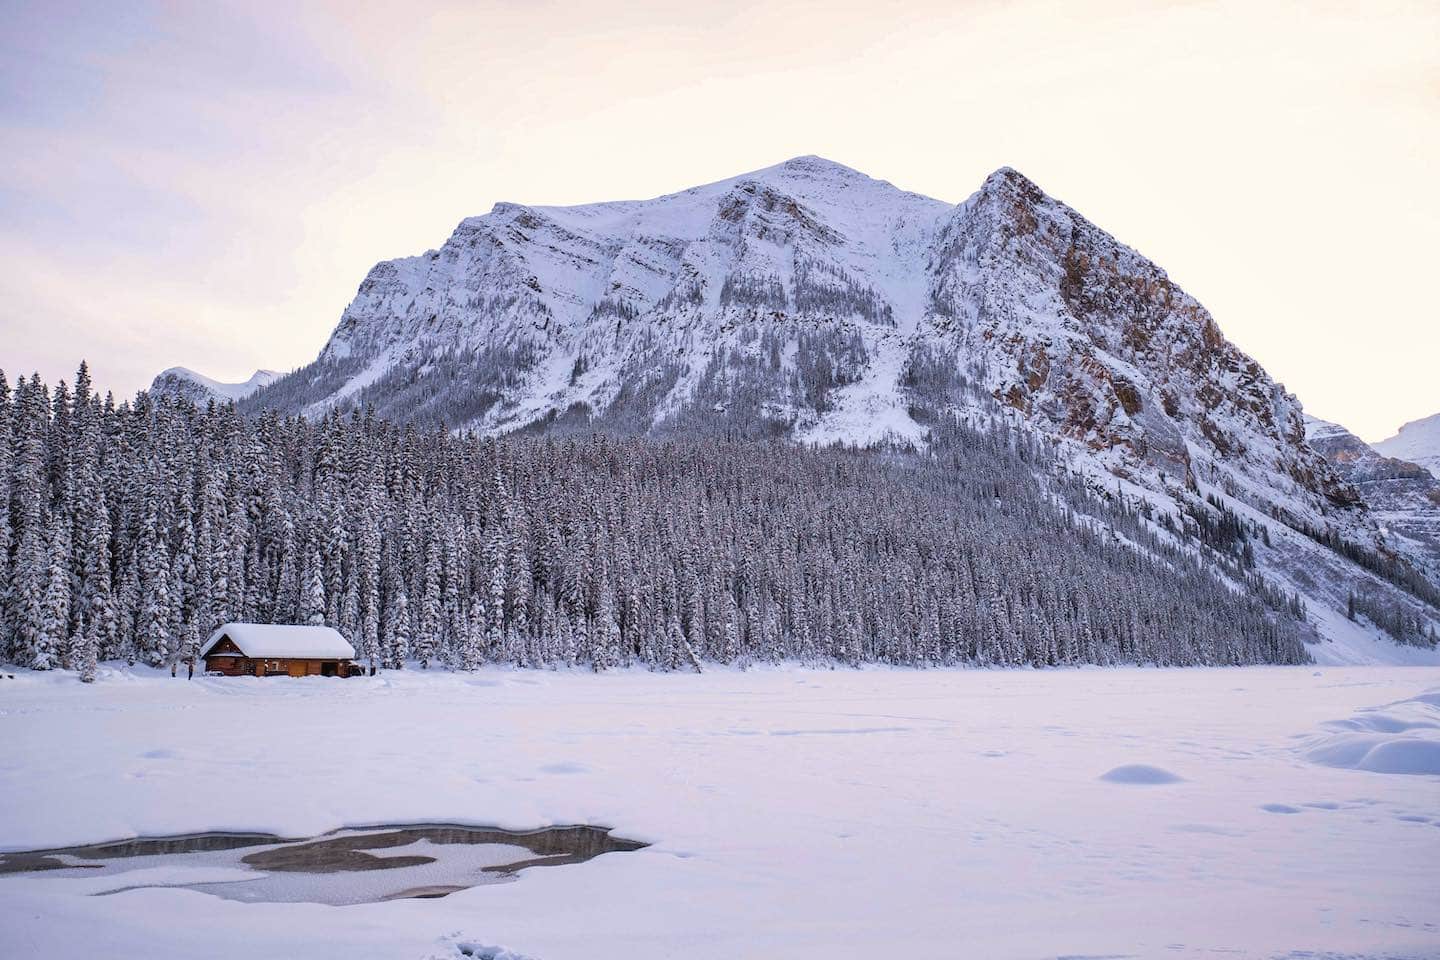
[1,665,1437,959]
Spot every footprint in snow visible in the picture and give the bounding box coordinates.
[540,761,588,775]
[1260,803,1302,814]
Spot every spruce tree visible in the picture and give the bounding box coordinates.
[385,586,411,669]
[302,546,326,626]
[38,514,72,670]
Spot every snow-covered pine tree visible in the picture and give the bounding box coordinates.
[171,483,199,673]
[483,527,506,659]
[115,547,140,665]
[0,371,12,659]
[273,510,300,624]
[38,513,72,670]
[417,529,442,668]
[9,375,51,667]
[358,496,382,672]
[200,467,231,627]
[593,560,618,672]
[136,497,174,667]
[76,610,98,683]
[340,577,360,650]
[302,545,326,626]
[385,585,411,669]
[461,593,485,671]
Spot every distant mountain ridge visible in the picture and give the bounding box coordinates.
[1376,412,1440,476]
[150,367,278,405]
[1305,414,1440,577]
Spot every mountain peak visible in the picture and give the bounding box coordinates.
[775,154,863,175]
[978,165,1046,203]
[747,155,920,199]
[151,367,279,404]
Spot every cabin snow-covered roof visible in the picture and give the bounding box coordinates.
[200,623,356,660]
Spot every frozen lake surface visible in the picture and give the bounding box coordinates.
[1,664,1437,959]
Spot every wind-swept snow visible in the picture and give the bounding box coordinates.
[2,665,1437,960]
[1305,688,1440,776]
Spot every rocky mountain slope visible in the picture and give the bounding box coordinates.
[221,156,1435,659]
[1305,415,1440,576]
[150,367,278,405]
[1376,412,1440,476]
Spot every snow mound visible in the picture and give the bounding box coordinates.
[1099,764,1184,784]
[1323,713,1438,734]
[1304,688,1440,776]
[1308,737,1440,776]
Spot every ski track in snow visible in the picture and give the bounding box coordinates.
[2,665,1438,960]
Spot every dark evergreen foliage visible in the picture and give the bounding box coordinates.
[0,365,1314,674]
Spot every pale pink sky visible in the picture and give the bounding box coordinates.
[2,0,1436,440]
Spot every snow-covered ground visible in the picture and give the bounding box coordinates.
[3,665,1438,959]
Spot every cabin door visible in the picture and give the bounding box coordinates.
[287,661,307,678]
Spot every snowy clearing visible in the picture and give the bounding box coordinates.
[2,665,1438,959]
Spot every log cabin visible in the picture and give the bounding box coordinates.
[199,623,359,678]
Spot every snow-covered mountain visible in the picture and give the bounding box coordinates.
[232,155,1437,658]
[1305,415,1440,576]
[150,367,279,405]
[250,157,1355,518]
[1376,412,1440,476]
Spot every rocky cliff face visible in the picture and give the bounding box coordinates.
[927,168,1361,524]
[1306,415,1440,576]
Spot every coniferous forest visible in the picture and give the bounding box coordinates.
[0,363,1311,680]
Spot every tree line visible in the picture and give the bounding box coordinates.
[0,363,1311,680]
